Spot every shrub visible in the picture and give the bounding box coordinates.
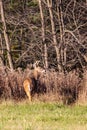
[0,66,84,104]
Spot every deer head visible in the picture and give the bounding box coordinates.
[33,61,45,80]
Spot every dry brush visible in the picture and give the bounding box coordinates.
[0,66,86,104]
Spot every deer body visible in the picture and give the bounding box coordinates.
[23,61,45,101]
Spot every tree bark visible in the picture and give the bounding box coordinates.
[0,34,4,67]
[47,0,62,72]
[56,0,66,71]
[38,0,48,69]
[0,0,14,71]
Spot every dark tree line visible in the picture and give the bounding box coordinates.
[0,0,87,72]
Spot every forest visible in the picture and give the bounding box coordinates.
[0,0,87,104]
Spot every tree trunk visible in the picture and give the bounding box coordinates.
[47,0,62,72]
[56,0,66,72]
[38,0,48,69]
[0,33,4,67]
[0,0,14,71]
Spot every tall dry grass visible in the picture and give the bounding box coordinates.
[78,70,87,104]
[0,66,86,104]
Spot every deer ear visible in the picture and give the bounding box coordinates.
[33,60,40,68]
[35,60,40,66]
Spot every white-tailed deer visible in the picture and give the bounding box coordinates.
[23,61,45,101]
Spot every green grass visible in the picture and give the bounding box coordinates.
[0,100,87,130]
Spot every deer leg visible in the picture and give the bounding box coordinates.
[23,82,32,101]
[26,91,31,101]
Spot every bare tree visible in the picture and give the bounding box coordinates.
[0,0,14,71]
[0,0,86,71]
[38,0,48,69]
[56,0,66,71]
[47,0,62,72]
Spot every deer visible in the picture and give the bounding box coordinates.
[23,61,45,101]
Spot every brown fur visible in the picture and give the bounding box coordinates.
[23,63,45,101]
[33,67,42,80]
[23,78,32,101]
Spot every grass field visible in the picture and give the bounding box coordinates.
[0,100,87,130]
